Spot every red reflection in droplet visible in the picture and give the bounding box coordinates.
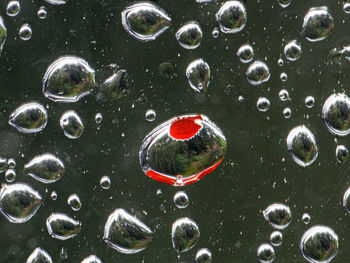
[169,115,203,140]
[146,170,176,185]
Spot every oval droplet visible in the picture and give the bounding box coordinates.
[278,0,291,8]
[5,169,16,183]
[81,255,102,263]
[9,102,48,134]
[305,96,315,108]
[37,6,47,19]
[99,70,127,101]
[43,56,96,103]
[60,110,84,139]
[103,208,153,254]
[173,191,189,209]
[302,7,334,42]
[284,40,301,61]
[24,153,65,183]
[215,1,247,34]
[6,1,20,17]
[46,212,81,240]
[26,247,52,263]
[336,145,348,164]
[263,203,292,229]
[286,125,318,167]
[175,21,203,49]
[246,61,270,86]
[139,114,226,186]
[186,59,210,93]
[300,225,338,263]
[172,217,200,253]
[257,243,275,263]
[283,107,292,119]
[67,194,82,211]
[121,2,171,42]
[195,248,212,263]
[257,97,270,112]
[322,93,350,136]
[19,23,32,41]
[270,231,283,247]
[237,44,254,63]
[279,89,290,101]
[100,176,111,190]
[0,183,42,223]
[302,213,311,224]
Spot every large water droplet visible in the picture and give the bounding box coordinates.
[60,110,84,139]
[46,212,81,240]
[257,243,275,263]
[80,255,102,263]
[270,231,283,247]
[19,23,32,41]
[99,70,127,101]
[195,248,212,263]
[24,153,65,183]
[172,217,200,253]
[6,1,20,17]
[9,102,48,134]
[43,56,96,103]
[121,2,171,42]
[302,7,334,42]
[174,191,189,209]
[26,247,52,263]
[176,21,203,49]
[246,61,270,86]
[237,44,254,63]
[103,208,153,254]
[67,194,82,211]
[186,59,210,93]
[322,93,350,136]
[215,1,247,34]
[0,183,42,223]
[263,203,292,229]
[139,114,226,186]
[286,125,318,167]
[284,40,301,61]
[343,187,350,213]
[300,225,338,263]
[336,145,348,163]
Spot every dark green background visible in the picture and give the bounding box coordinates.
[0,0,349,262]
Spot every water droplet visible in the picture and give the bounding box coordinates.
[60,110,84,139]
[279,89,290,101]
[43,56,96,102]
[280,72,288,82]
[24,153,65,183]
[302,213,311,224]
[176,21,203,49]
[103,208,153,254]
[246,61,270,86]
[263,203,292,229]
[6,1,20,17]
[67,194,82,211]
[19,23,32,40]
[46,212,81,240]
[237,44,254,63]
[302,7,334,42]
[121,2,171,42]
[174,191,189,209]
[270,231,283,246]
[81,255,102,263]
[51,191,57,201]
[99,70,127,101]
[9,102,48,134]
[278,0,291,8]
[212,28,219,38]
[100,176,111,190]
[7,158,16,168]
[287,125,318,167]
[300,225,338,263]
[284,40,301,61]
[0,183,42,223]
[216,1,247,33]
[172,217,200,253]
[344,3,350,14]
[283,107,292,119]
[44,0,66,5]
[336,145,349,163]
[37,6,47,19]
[257,243,275,263]
[195,248,212,263]
[139,114,226,186]
[305,96,315,108]
[5,169,16,183]
[277,58,284,66]
[26,247,52,263]
[0,17,6,53]
[95,113,103,124]
[186,59,210,93]
[145,109,156,122]
[322,93,350,136]
[257,97,270,112]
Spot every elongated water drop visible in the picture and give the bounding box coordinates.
[121,2,171,42]
[46,212,81,240]
[186,59,210,93]
[26,247,52,263]
[24,153,65,183]
[9,102,48,134]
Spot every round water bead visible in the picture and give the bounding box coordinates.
[257,97,270,112]
[237,44,254,63]
[173,191,189,209]
[270,231,283,246]
[279,89,290,101]
[175,21,203,49]
[37,6,47,19]
[5,169,16,183]
[145,109,156,122]
[284,40,301,61]
[283,107,292,119]
[263,203,292,229]
[7,158,16,168]
[344,3,350,14]
[19,23,32,40]
[100,176,111,190]
[280,72,288,82]
[305,96,315,108]
[6,1,20,17]
[67,194,82,211]
[212,28,219,38]
[246,61,270,86]
[215,1,247,33]
[95,113,103,124]
[302,213,311,224]
[302,7,334,42]
[257,243,275,263]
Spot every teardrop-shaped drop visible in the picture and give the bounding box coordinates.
[43,56,96,103]
[186,59,210,93]
[26,247,52,263]
[46,212,81,240]
[103,208,153,254]
[81,255,102,263]
[121,2,171,42]
[24,153,65,183]
[99,70,127,101]
[0,16,7,53]
[0,183,42,223]
[286,125,318,167]
[9,102,48,134]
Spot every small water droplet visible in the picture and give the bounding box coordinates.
[145,109,156,122]
[176,21,203,49]
[19,23,32,40]
[7,158,16,168]
[195,248,212,263]
[46,213,81,240]
[5,169,16,182]
[186,59,210,93]
[257,243,275,263]
[283,107,292,119]
[284,40,302,61]
[257,97,270,112]
[336,145,349,163]
[60,110,84,139]
[212,28,219,38]
[67,194,82,211]
[263,203,292,229]
[94,113,103,124]
[37,6,47,19]
[173,191,189,209]
[305,96,315,108]
[100,176,111,190]
[270,231,283,247]
[172,217,200,253]
[51,191,57,201]
[246,61,270,86]
[237,44,254,63]
[280,72,288,82]
[279,89,290,101]
[216,1,247,33]
[302,213,311,224]
[6,1,20,17]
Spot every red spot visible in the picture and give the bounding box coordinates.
[146,170,176,185]
[169,115,203,140]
